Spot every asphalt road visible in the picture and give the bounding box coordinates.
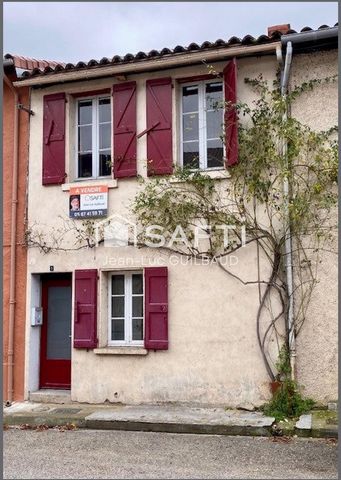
[4,429,337,479]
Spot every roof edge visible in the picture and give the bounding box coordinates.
[13,42,280,87]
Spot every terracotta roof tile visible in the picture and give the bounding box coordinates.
[6,23,338,81]
[4,53,65,71]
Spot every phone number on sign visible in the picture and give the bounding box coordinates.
[70,210,107,218]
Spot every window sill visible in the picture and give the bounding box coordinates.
[93,347,148,356]
[170,169,231,183]
[62,179,118,191]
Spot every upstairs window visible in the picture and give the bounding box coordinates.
[77,96,112,178]
[181,81,224,170]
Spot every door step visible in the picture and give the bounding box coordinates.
[29,389,71,404]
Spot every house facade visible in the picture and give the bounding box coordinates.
[11,24,338,407]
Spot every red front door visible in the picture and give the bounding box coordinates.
[40,277,72,389]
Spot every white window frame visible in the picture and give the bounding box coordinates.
[179,79,225,170]
[75,95,112,180]
[108,271,144,347]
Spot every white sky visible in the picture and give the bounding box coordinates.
[3,2,338,63]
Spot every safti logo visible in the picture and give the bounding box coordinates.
[95,214,138,248]
[95,214,246,251]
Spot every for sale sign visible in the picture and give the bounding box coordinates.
[69,185,108,218]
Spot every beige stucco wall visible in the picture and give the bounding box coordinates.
[24,50,337,406]
[289,50,338,404]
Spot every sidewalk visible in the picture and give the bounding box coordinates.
[3,401,338,438]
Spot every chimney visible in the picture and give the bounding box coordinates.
[267,24,291,36]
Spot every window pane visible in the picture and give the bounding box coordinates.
[206,82,223,110]
[78,153,92,177]
[99,98,111,123]
[183,142,199,169]
[78,101,92,125]
[132,274,143,294]
[46,286,72,360]
[99,123,111,150]
[112,319,124,341]
[78,125,92,152]
[206,110,223,139]
[132,318,143,341]
[112,275,124,295]
[207,139,224,168]
[132,296,143,318]
[99,151,112,177]
[112,296,124,317]
[182,85,198,113]
[182,113,199,142]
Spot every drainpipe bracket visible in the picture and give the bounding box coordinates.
[17,104,34,116]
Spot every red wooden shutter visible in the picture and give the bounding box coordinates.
[42,92,66,185]
[113,82,137,178]
[74,269,97,349]
[223,58,238,167]
[146,78,173,176]
[144,267,168,350]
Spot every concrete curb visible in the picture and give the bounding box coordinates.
[4,414,338,438]
[84,419,273,436]
[4,414,87,428]
[3,403,338,438]
[3,414,273,437]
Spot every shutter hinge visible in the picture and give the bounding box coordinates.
[17,104,34,116]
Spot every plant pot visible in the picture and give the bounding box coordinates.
[270,380,282,395]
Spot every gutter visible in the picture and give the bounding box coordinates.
[3,58,14,69]
[12,42,280,87]
[4,74,20,405]
[281,27,338,52]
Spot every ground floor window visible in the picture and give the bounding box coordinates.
[109,272,144,346]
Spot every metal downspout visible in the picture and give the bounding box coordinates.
[280,42,296,379]
[4,74,20,404]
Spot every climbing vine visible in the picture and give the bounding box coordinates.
[131,75,338,382]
